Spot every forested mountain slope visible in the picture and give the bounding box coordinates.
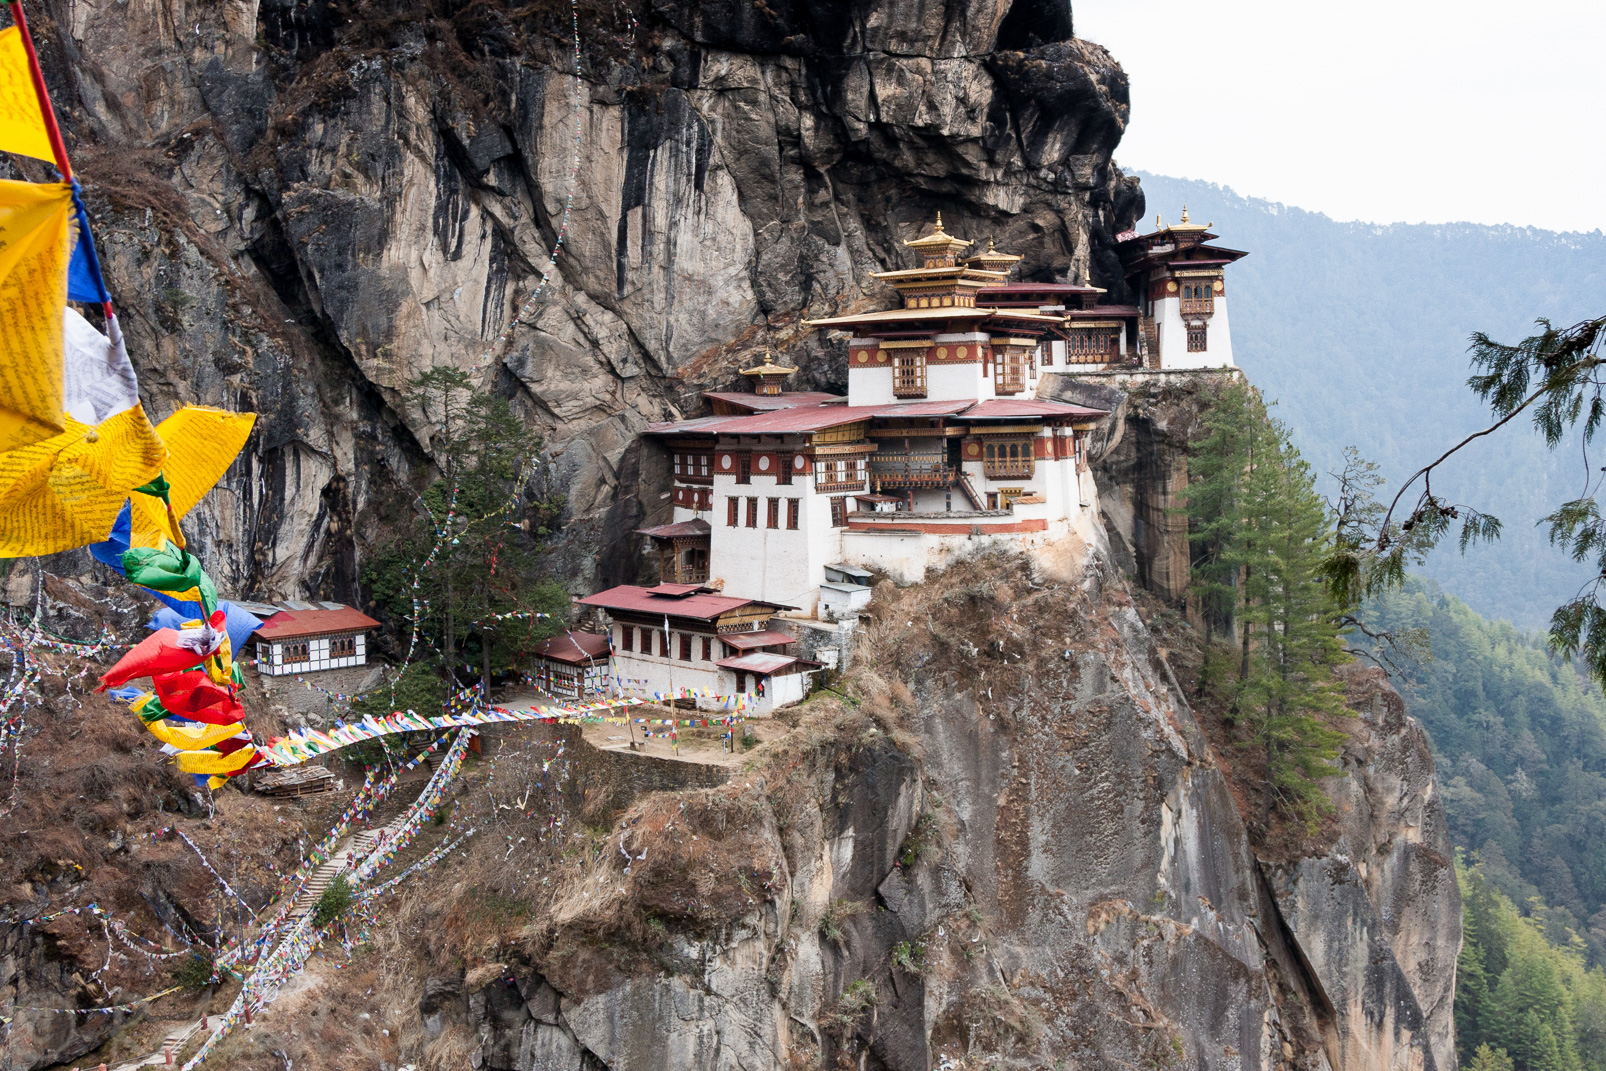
[1366,580,1606,955]
[1138,173,1606,629]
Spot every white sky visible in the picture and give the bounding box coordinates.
[1073,0,1606,233]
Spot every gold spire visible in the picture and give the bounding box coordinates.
[1180,205,1189,224]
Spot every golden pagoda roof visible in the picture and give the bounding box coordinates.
[739,353,797,376]
[964,236,1023,271]
[802,306,1067,328]
[903,212,974,252]
[1154,204,1212,234]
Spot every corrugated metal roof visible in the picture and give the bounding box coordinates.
[720,629,797,650]
[701,391,846,411]
[636,519,712,539]
[256,606,381,641]
[648,397,1103,437]
[716,652,800,673]
[963,399,1108,420]
[533,631,610,665]
[580,585,787,619]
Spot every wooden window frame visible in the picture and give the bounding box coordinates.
[982,438,1036,479]
[702,637,712,661]
[621,626,633,652]
[679,634,693,661]
[776,453,793,485]
[737,453,752,484]
[727,497,740,527]
[892,348,927,398]
[331,634,356,659]
[746,497,758,527]
[787,498,799,530]
[767,497,780,529]
[830,496,848,527]
[658,629,670,658]
[1186,323,1208,352]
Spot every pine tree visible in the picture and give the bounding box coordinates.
[1468,1045,1518,1071]
[365,370,567,692]
[1185,383,1351,831]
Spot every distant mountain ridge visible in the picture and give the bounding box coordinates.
[1134,173,1606,628]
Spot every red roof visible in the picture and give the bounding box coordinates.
[977,282,1101,294]
[579,585,792,620]
[1063,305,1141,318]
[256,606,380,641]
[720,629,797,650]
[533,631,610,665]
[636,519,712,539]
[650,399,1003,438]
[716,652,805,674]
[701,391,846,412]
[963,399,1107,420]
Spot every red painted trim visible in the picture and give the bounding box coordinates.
[846,518,1047,535]
[8,2,70,180]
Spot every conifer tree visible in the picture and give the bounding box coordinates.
[1185,382,1350,831]
[365,369,567,692]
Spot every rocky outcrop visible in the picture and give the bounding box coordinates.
[1262,664,1460,1071]
[33,0,1142,602]
[441,549,1458,1071]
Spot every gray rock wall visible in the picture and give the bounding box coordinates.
[36,0,1141,603]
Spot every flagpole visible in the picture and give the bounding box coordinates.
[7,1,71,182]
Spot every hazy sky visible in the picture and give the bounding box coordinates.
[1073,0,1605,233]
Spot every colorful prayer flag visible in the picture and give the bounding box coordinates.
[0,27,54,164]
[0,178,71,451]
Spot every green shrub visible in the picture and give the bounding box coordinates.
[174,949,217,989]
[313,874,355,927]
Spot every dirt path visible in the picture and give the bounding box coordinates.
[495,688,786,768]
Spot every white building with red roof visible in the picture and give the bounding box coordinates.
[579,585,818,713]
[251,602,381,676]
[638,218,1120,614]
[530,630,611,700]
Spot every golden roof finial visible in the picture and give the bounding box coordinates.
[1180,205,1190,224]
[987,235,997,251]
[934,211,945,232]
[1155,213,1164,229]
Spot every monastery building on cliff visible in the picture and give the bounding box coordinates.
[581,212,1244,711]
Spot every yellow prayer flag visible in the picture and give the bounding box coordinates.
[145,718,246,752]
[127,406,256,547]
[175,746,257,775]
[0,28,54,164]
[0,403,167,557]
[0,178,70,452]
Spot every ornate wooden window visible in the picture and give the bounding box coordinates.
[982,438,1035,478]
[1180,281,1215,316]
[737,453,752,484]
[786,498,799,530]
[746,497,759,527]
[682,546,709,582]
[776,453,792,485]
[1186,323,1208,352]
[994,346,1028,394]
[621,626,633,652]
[330,634,356,658]
[284,641,309,663]
[727,497,739,527]
[892,349,927,398]
[702,637,712,660]
[675,452,713,484]
[767,498,780,529]
[680,634,693,661]
[815,456,866,493]
[830,496,848,527]
[1065,328,1119,363]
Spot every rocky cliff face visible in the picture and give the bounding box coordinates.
[33,0,1140,601]
[419,548,1459,1071]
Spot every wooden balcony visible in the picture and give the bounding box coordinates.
[982,456,1035,479]
[869,447,955,488]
